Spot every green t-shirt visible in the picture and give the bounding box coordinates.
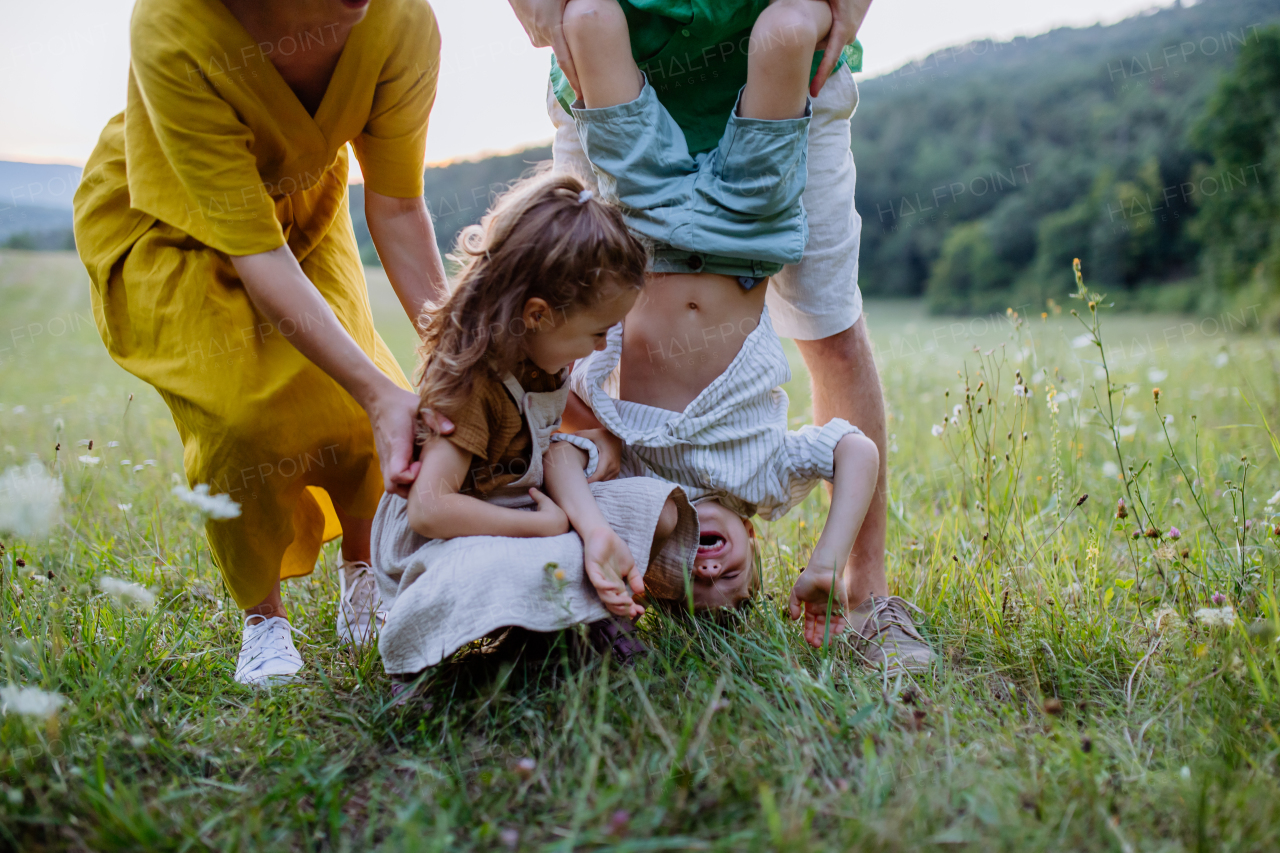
[550,0,863,155]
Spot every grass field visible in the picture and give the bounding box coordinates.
[3,249,1280,851]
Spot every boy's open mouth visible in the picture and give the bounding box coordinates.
[697,532,728,559]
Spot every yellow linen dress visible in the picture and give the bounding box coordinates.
[73,0,440,608]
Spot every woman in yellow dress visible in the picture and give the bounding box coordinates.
[74,0,448,684]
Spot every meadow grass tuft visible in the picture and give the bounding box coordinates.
[2,250,1279,850]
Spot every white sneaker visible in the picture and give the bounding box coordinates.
[235,615,305,686]
[337,561,386,648]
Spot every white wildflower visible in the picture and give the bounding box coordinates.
[953,404,963,418]
[77,439,91,446]
[117,503,132,512]
[1148,368,1168,382]
[107,441,120,448]
[1213,352,1229,368]
[1164,414,1174,425]
[143,460,157,467]
[931,424,944,437]
[950,417,959,426]
[98,576,157,609]
[1180,766,1191,780]
[121,459,132,466]
[78,455,100,466]
[1031,369,1047,384]
[1267,490,1280,507]
[1071,334,1094,349]
[0,685,65,721]
[1013,384,1029,398]
[12,406,26,415]
[1102,461,1120,478]
[132,465,144,473]
[173,483,241,519]
[1117,424,1137,438]
[1194,606,1235,628]
[0,463,63,539]
[53,418,64,433]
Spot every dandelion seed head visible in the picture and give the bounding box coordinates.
[0,463,64,539]
[98,576,156,609]
[0,685,65,721]
[173,484,241,520]
[1194,606,1234,628]
[931,424,944,437]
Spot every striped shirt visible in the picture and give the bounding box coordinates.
[569,307,859,520]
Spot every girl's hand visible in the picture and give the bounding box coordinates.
[583,526,644,619]
[788,564,849,648]
[529,488,571,537]
[577,428,623,482]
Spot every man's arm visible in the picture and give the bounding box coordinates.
[508,0,580,96]
[811,0,873,96]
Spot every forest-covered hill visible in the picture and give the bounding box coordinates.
[851,0,1280,313]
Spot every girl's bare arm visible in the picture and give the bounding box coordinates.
[406,436,569,539]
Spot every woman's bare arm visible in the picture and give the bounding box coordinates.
[231,247,422,496]
[364,189,448,328]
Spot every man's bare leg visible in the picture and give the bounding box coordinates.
[794,316,888,605]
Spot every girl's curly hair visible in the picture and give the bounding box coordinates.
[415,171,646,424]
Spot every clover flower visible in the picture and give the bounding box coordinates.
[1168,527,1181,540]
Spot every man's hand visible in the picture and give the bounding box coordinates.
[811,0,873,97]
[788,564,850,648]
[508,0,580,96]
[577,428,623,482]
[583,526,644,619]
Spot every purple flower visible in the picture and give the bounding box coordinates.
[1168,527,1181,540]
[1211,592,1227,606]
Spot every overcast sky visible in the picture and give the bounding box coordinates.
[1,0,1176,168]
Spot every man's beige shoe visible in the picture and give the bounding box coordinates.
[848,595,934,674]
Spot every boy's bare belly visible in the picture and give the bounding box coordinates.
[620,273,769,413]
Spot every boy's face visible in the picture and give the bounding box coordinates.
[689,499,755,610]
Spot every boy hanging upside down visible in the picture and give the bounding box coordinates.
[540,0,932,671]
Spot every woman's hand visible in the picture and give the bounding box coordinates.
[507,0,579,95]
[583,526,644,619]
[576,428,622,482]
[367,385,428,497]
[811,0,873,97]
[529,488,571,537]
